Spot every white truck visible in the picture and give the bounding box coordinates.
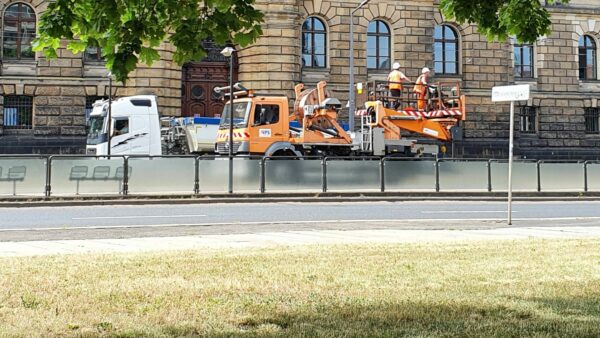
[86,95,220,156]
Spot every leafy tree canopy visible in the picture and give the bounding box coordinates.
[33,0,263,82]
[439,0,570,43]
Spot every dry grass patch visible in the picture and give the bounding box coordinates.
[0,239,599,337]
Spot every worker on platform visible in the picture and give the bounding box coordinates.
[413,67,431,111]
[387,62,411,109]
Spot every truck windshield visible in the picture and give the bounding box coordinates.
[220,102,251,128]
[86,116,107,145]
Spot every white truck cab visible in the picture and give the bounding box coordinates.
[86,95,162,156]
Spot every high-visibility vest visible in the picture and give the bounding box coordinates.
[388,70,403,90]
[413,75,427,95]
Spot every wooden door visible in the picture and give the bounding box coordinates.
[182,62,232,117]
[181,43,237,117]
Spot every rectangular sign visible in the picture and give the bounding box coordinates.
[422,127,439,137]
[491,84,530,102]
[259,129,271,138]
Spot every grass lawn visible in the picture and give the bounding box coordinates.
[1,239,600,337]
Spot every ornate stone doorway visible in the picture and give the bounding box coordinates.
[181,42,237,117]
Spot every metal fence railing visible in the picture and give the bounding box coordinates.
[0,155,597,197]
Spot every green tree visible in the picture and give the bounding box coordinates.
[439,0,570,43]
[33,0,263,82]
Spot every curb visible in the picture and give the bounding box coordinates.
[1,191,599,207]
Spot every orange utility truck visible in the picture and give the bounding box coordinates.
[214,81,465,157]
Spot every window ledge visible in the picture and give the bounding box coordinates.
[1,61,36,76]
[367,69,389,73]
[1,59,36,64]
[302,68,329,72]
[84,63,109,78]
[1,129,34,136]
[515,78,537,82]
[579,81,600,92]
[435,74,461,78]
[84,61,106,66]
[584,133,600,138]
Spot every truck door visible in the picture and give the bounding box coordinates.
[249,103,286,154]
[128,115,149,154]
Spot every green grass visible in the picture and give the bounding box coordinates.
[1,239,600,337]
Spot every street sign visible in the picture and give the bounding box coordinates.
[491,84,530,225]
[491,84,530,102]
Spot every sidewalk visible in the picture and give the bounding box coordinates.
[2,226,600,257]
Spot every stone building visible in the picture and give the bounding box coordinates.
[0,0,182,153]
[0,0,599,158]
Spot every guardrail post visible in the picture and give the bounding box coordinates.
[44,156,52,197]
[194,157,200,195]
[322,157,328,193]
[536,161,541,192]
[487,160,492,192]
[584,161,589,193]
[435,159,440,192]
[260,157,266,194]
[122,157,129,196]
[45,156,52,197]
[380,158,385,192]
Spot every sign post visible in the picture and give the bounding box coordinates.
[491,84,530,225]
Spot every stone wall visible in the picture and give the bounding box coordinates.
[238,0,302,98]
[1,0,600,158]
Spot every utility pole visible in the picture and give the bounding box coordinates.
[221,46,236,194]
[107,72,113,156]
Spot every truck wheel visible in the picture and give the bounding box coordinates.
[272,150,299,159]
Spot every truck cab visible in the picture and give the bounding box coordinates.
[86,95,162,156]
[215,93,291,156]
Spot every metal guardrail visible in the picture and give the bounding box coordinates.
[0,155,595,197]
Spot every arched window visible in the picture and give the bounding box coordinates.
[302,17,326,68]
[579,35,597,80]
[434,25,458,75]
[3,3,36,60]
[367,20,390,70]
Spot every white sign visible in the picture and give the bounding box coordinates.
[491,84,530,102]
[422,128,439,137]
[259,129,271,138]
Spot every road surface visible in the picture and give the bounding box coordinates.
[2,200,600,242]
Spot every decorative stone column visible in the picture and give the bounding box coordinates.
[127,42,183,116]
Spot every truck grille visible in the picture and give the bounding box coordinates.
[216,142,242,154]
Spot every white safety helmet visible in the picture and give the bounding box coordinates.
[392,62,401,70]
[422,67,431,74]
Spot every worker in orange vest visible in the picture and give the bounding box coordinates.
[387,62,411,109]
[413,67,431,111]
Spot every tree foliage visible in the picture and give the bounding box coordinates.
[439,0,570,43]
[33,0,263,82]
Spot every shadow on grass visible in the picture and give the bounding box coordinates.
[107,296,600,338]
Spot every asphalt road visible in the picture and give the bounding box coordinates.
[1,201,600,242]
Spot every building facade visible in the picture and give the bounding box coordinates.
[0,0,599,158]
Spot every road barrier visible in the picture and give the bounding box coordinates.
[0,155,597,197]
